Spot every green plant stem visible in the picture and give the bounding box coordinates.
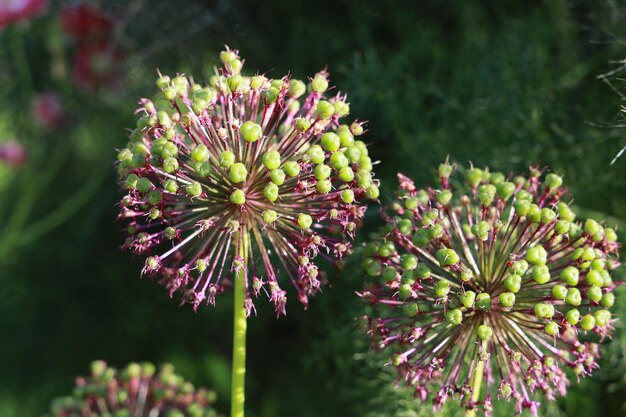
[11,26,33,93]
[231,232,248,417]
[466,358,485,417]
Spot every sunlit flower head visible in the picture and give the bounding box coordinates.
[47,360,220,417]
[360,163,621,416]
[116,47,378,315]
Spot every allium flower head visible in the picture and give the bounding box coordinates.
[117,47,378,315]
[48,360,220,417]
[360,163,621,416]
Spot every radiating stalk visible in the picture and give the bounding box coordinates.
[231,231,248,417]
[466,358,485,417]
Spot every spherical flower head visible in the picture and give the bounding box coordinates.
[47,360,220,417]
[360,163,622,416]
[116,47,378,315]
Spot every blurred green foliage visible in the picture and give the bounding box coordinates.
[1,0,625,416]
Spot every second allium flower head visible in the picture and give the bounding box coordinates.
[361,163,621,416]
[117,47,378,315]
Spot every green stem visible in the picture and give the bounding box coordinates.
[231,232,248,417]
[11,26,33,93]
[466,358,485,417]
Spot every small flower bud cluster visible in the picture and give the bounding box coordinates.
[360,163,621,416]
[116,47,378,315]
[47,360,220,417]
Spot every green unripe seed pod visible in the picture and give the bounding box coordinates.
[436,248,460,266]
[594,309,611,327]
[316,179,332,193]
[137,177,153,193]
[240,121,262,142]
[230,189,246,205]
[330,151,349,169]
[551,285,567,300]
[185,181,202,197]
[496,181,516,200]
[526,245,547,266]
[270,169,286,185]
[311,73,329,93]
[586,285,603,303]
[314,164,332,181]
[414,263,431,279]
[445,308,463,325]
[585,270,603,286]
[565,288,581,306]
[436,189,453,205]
[341,189,355,204]
[534,303,555,319]
[601,292,615,308]
[220,151,235,167]
[565,309,580,325]
[382,267,398,282]
[315,100,335,119]
[580,314,596,331]
[545,173,563,190]
[560,266,579,286]
[460,291,476,308]
[262,150,281,170]
[544,321,559,336]
[263,209,278,223]
[467,168,483,188]
[336,166,354,182]
[434,280,450,298]
[283,161,301,176]
[289,79,306,98]
[476,293,491,310]
[306,145,326,165]
[477,324,493,341]
[531,265,550,284]
[504,274,522,293]
[191,144,209,162]
[365,184,380,199]
[264,183,279,202]
[229,162,248,183]
[321,132,341,152]
[298,213,313,229]
[499,292,516,308]
[477,184,496,206]
[400,254,418,270]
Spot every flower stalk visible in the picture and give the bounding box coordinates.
[231,229,249,417]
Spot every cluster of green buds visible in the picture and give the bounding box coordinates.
[360,163,621,416]
[116,47,378,315]
[47,360,220,417]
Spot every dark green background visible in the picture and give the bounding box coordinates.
[1,1,626,416]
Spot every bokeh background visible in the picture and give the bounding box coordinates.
[1,0,626,416]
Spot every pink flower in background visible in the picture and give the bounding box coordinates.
[0,141,27,166]
[60,4,113,42]
[31,92,64,128]
[58,3,124,91]
[72,40,123,90]
[0,0,46,29]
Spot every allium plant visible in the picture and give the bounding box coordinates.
[116,48,378,417]
[47,360,220,417]
[360,163,622,416]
